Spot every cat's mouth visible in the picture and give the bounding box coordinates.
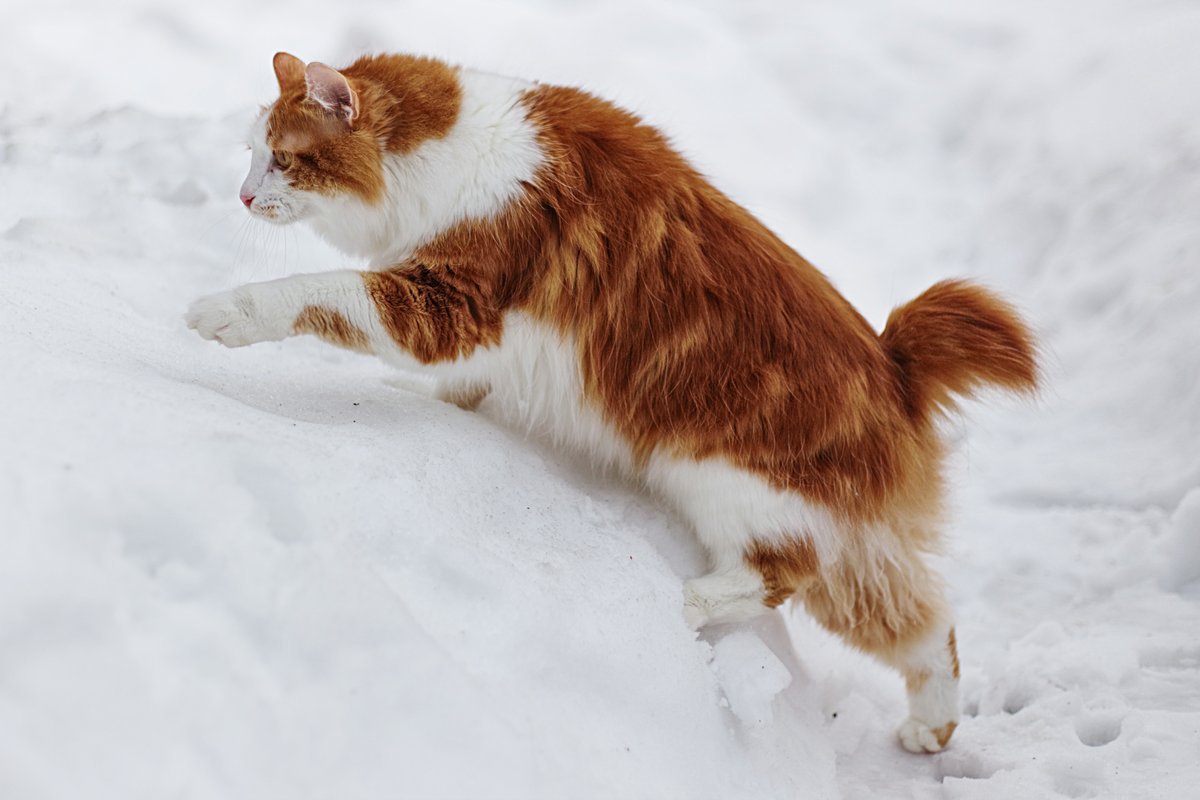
[248,198,300,225]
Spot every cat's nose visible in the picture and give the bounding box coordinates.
[240,193,255,208]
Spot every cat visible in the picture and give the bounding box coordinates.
[186,51,1037,753]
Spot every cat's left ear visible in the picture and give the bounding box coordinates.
[305,63,359,125]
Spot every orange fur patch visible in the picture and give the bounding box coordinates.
[948,627,961,679]
[798,550,941,659]
[904,669,931,695]
[746,538,820,607]
[292,306,372,353]
[361,268,505,363]
[343,54,461,155]
[933,721,958,748]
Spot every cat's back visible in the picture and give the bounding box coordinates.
[520,79,883,356]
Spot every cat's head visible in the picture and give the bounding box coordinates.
[239,52,384,224]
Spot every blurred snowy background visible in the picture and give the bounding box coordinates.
[1,1,1198,798]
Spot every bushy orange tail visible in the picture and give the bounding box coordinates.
[881,280,1038,419]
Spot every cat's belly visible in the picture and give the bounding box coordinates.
[429,312,636,475]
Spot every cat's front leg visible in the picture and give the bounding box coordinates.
[186,271,374,350]
[188,265,503,367]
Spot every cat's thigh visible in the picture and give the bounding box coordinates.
[646,455,837,629]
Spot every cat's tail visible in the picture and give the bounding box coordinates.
[881,279,1038,420]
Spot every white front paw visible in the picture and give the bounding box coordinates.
[185,288,284,348]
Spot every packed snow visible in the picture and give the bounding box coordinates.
[2,0,1197,797]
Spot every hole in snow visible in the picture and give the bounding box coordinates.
[1075,713,1123,747]
[936,749,1006,781]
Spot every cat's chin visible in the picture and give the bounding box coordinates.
[257,214,298,226]
[248,204,303,226]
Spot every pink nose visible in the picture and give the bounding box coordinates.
[240,193,254,208]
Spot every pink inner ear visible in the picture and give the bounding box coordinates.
[305,63,357,123]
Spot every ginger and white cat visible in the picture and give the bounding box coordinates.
[186,52,1037,753]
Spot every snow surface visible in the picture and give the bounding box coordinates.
[2,0,1198,798]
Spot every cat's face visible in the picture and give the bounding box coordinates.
[239,53,384,224]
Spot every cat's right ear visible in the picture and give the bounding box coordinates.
[304,63,359,125]
[273,52,306,94]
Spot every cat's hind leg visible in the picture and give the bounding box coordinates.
[798,538,960,753]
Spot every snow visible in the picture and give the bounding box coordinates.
[2,0,1198,798]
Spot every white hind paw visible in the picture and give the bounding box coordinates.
[681,596,709,631]
[898,718,957,753]
[682,567,770,630]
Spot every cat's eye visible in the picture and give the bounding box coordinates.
[273,150,293,169]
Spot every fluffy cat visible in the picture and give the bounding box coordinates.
[186,52,1037,753]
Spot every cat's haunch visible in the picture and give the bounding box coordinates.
[187,51,1038,754]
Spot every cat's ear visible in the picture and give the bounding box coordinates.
[304,62,359,124]
[273,52,306,94]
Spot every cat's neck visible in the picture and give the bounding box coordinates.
[304,68,544,266]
